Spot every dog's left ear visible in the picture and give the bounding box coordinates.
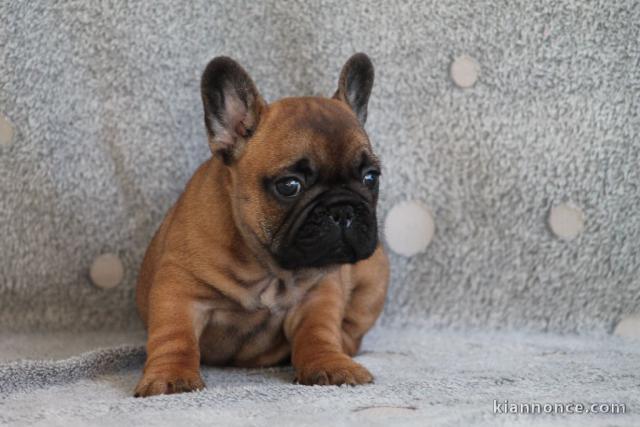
[201,56,266,161]
[333,53,375,126]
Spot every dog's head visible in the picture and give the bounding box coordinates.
[201,54,380,270]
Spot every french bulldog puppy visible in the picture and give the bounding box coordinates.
[134,53,389,397]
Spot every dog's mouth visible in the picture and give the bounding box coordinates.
[273,194,378,270]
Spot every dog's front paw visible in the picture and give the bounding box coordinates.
[295,355,373,386]
[134,370,205,397]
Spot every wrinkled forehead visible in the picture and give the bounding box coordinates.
[244,97,374,175]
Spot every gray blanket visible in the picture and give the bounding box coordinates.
[2,327,639,426]
[1,0,638,334]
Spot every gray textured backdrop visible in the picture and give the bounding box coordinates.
[1,0,638,333]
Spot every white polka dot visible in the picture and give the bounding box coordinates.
[450,55,480,88]
[548,203,585,240]
[90,253,124,289]
[384,201,435,257]
[0,114,15,147]
[614,316,640,340]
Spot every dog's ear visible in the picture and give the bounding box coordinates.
[333,53,375,126]
[201,57,266,162]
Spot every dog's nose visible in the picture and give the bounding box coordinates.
[329,205,354,229]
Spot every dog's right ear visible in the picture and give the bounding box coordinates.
[333,53,374,126]
[201,57,266,162]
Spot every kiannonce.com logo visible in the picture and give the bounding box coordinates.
[493,400,626,415]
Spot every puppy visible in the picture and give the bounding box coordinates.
[134,53,389,397]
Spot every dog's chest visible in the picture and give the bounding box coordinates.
[253,276,310,312]
[195,274,320,366]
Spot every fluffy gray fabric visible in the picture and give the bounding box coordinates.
[1,0,638,333]
[1,327,639,426]
[1,0,639,425]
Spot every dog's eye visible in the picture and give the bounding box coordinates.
[362,170,379,189]
[275,177,302,197]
